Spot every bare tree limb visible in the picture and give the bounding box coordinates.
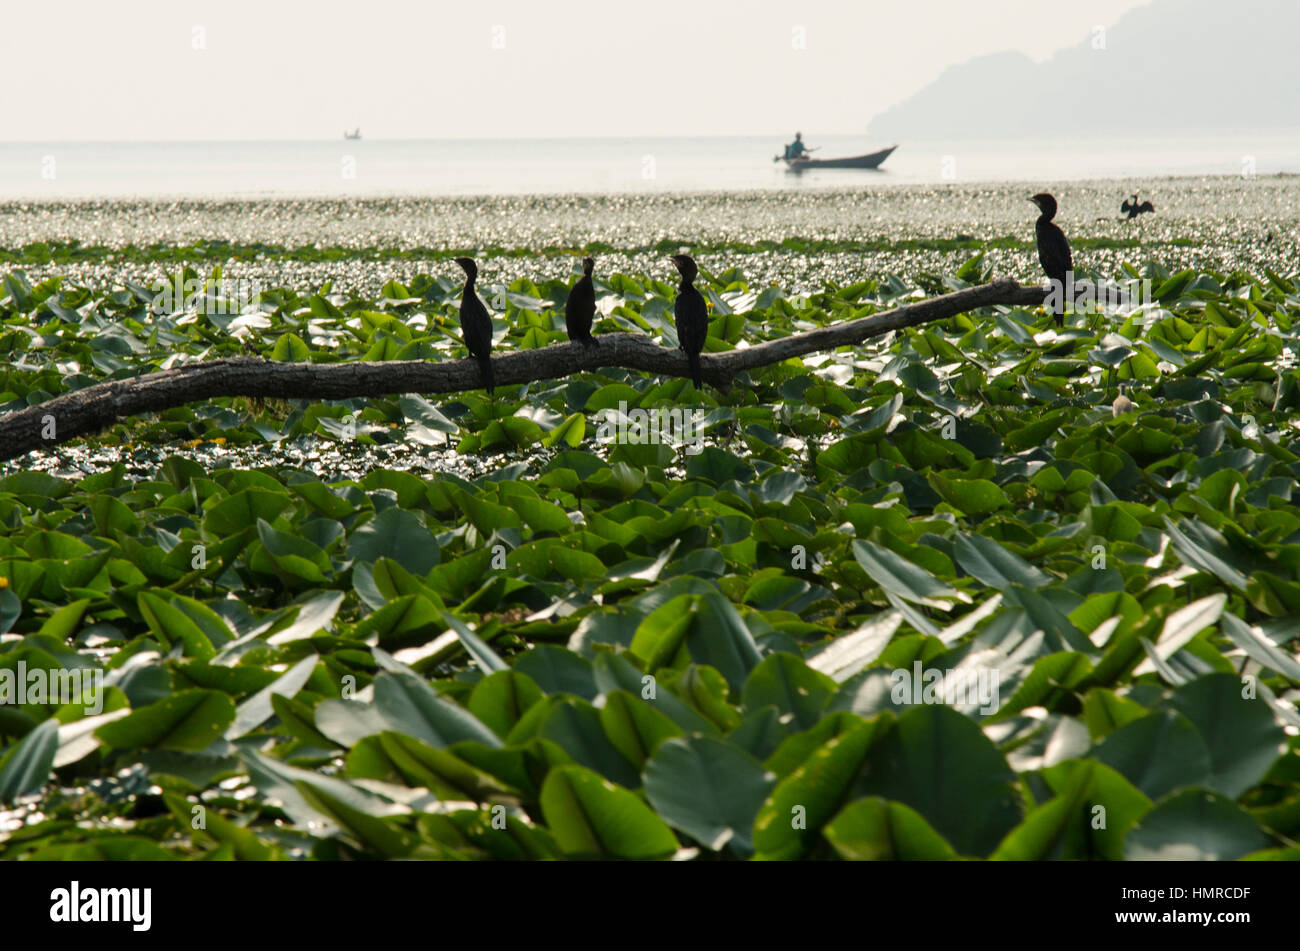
[0,279,1047,461]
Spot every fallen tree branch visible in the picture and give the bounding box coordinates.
[0,279,1047,461]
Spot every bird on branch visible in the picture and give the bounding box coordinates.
[453,256,495,395]
[670,254,708,389]
[1029,193,1073,328]
[565,256,600,348]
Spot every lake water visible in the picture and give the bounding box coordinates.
[2,133,1298,199]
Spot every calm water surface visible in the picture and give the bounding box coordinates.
[2,133,1298,198]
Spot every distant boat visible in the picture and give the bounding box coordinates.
[344,128,361,140]
[782,145,897,171]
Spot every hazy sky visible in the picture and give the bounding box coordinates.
[2,0,1154,140]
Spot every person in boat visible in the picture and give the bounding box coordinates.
[783,132,809,161]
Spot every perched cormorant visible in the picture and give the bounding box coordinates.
[1121,193,1155,219]
[1029,193,1073,328]
[564,257,599,348]
[453,257,494,395]
[670,254,707,389]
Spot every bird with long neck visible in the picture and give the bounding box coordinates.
[564,257,599,348]
[453,257,494,395]
[1029,193,1073,328]
[1112,383,1136,417]
[670,254,707,390]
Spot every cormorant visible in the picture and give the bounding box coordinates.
[564,257,599,348]
[670,254,707,389]
[1029,193,1073,328]
[453,257,494,395]
[1121,193,1155,219]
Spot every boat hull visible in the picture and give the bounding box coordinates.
[784,145,896,171]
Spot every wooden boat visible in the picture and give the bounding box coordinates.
[344,128,362,140]
[783,145,896,171]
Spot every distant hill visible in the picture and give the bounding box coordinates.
[867,0,1300,138]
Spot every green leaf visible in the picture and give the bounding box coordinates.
[990,760,1098,860]
[1132,594,1226,676]
[138,591,216,660]
[598,690,683,769]
[686,590,767,690]
[293,779,417,859]
[96,690,236,751]
[1091,710,1213,800]
[671,664,742,733]
[549,546,606,582]
[1039,759,1151,860]
[951,533,1051,590]
[752,715,891,860]
[855,704,1022,857]
[1220,613,1300,682]
[1125,789,1274,860]
[643,734,776,855]
[741,653,836,731]
[540,765,679,859]
[514,646,598,700]
[165,794,276,860]
[1166,673,1287,798]
[1162,518,1249,590]
[270,693,338,749]
[360,732,517,803]
[270,333,310,361]
[36,599,92,641]
[536,698,639,788]
[0,718,58,804]
[928,473,1009,515]
[348,507,440,575]
[852,539,971,608]
[399,394,459,433]
[225,654,319,739]
[254,518,332,585]
[203,488,292,537]
[440,612,508,673]
[371,670,502,749]
[262,591,345,647]
[823,796,958,861]
[507,494,573,535]
[541,413,586,448]
[629,596,694,671]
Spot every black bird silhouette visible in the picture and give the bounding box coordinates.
[564,257,599,348]
[1121,193,1155,219]
[670,254,707,389]
[453,257,494,395]
[1029,193,1073,328]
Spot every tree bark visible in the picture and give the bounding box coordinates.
[0,279,1047,462]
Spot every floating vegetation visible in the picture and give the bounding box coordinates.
[1,189,1300,860]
